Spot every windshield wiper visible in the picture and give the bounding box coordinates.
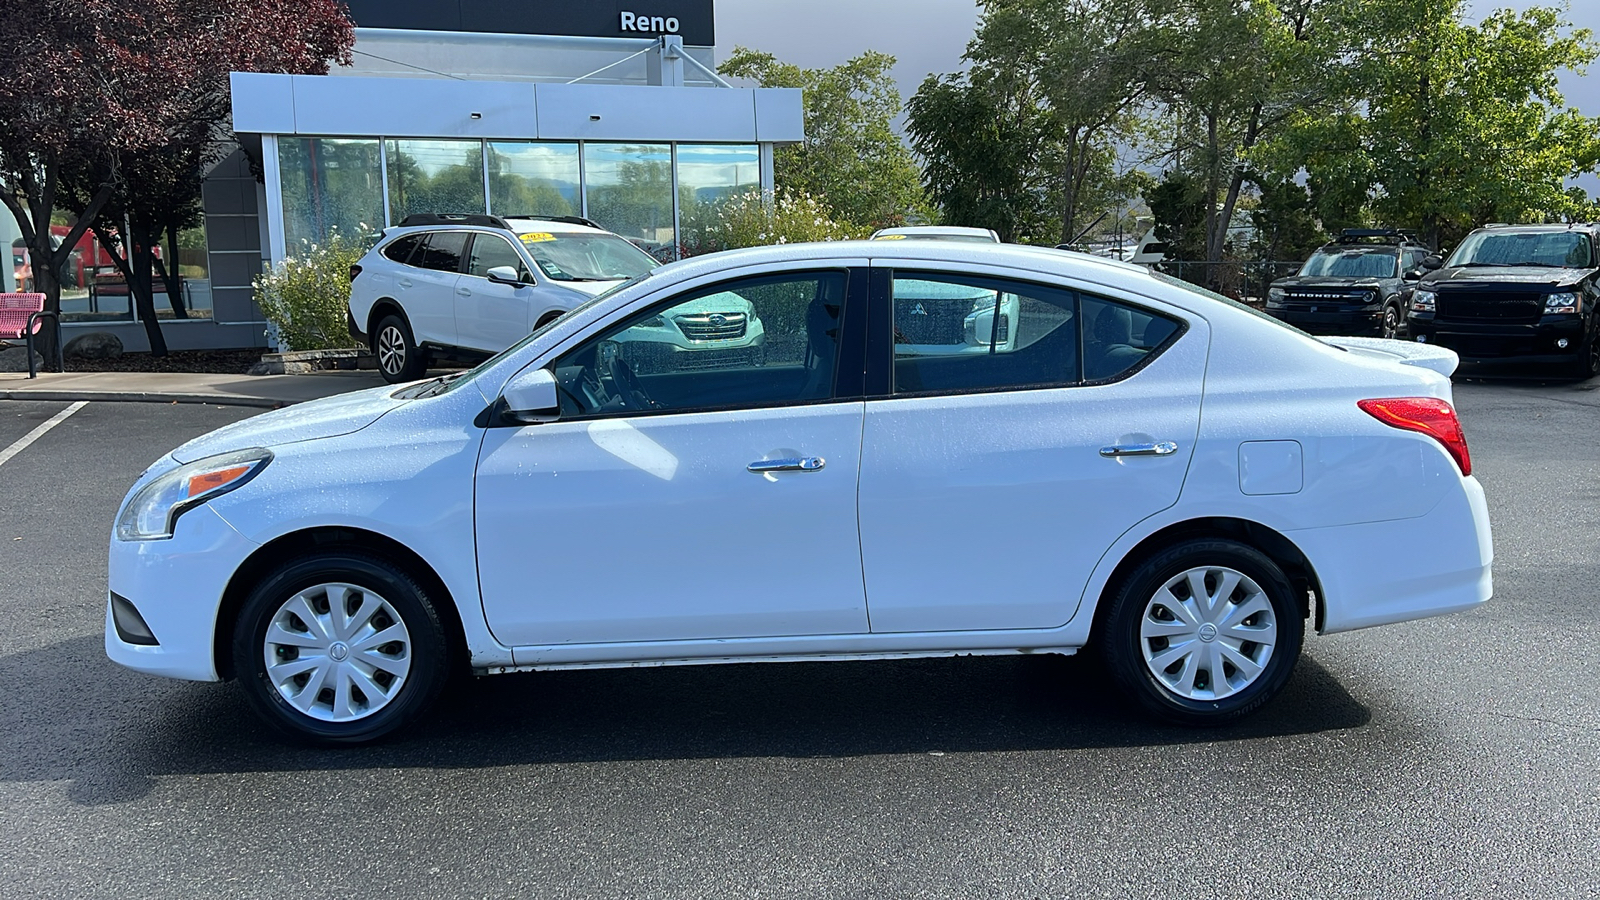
[413,372,465,398]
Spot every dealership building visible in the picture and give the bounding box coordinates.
[50,1,803,351]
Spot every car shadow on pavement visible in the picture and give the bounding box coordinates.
[3,636,1370,805]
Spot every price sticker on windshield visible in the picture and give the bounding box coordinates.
[873,234,907,240]
[519,232,556,243]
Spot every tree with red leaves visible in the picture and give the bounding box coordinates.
[0,0,353,360]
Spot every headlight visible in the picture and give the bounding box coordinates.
[116,449,272,541]
[1411,289,1437,313]
[1545,292,1581,314]
[1267,287,1286,304]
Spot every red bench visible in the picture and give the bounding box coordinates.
[0,293,62,378]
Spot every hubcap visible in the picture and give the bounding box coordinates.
[1139,566,1277,702]
[263,582,412,723]
[1384,308,1400,339]
[377,326,406,376]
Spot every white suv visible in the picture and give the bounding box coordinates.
[349,214,660,383]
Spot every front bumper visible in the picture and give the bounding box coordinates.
[104,504,260,682]
[1406,313,1586,364]
[1266,304,1385,335]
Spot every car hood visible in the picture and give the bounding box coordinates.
[1324,336,1459,377]
[556,278,631,298]
[1426,265,1591,288]
[169,383,407,463]
[1273,277,1387,289]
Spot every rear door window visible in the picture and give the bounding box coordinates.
[417,232,468,273]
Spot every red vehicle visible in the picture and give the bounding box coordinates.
[11,227,123,291]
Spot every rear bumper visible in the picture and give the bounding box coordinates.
[1407,313,1587,363]
[1295,475,1493,634]
[348,311,368,345]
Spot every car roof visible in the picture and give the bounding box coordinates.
[1469,223,1599,235]
[387,215,610,238]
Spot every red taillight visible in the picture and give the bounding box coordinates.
[1358,397,1472,475]
[348,264,362,282]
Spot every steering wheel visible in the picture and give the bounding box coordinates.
[606,353,656,411]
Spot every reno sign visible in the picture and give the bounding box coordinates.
[619,11,681,34]
[341,1,714,45]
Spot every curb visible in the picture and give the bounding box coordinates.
[0,390,291,409]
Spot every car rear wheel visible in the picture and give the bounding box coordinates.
[374,313,426,383]
[1100,538,1303,725]
[233,552,452,745]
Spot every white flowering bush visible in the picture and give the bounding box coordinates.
[681,189,868,256]
[253,227,373,351]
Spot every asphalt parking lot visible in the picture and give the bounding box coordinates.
[0,376,1596,899]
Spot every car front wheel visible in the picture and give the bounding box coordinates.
[1100,538,1304,725]
[374,314,426,383]
[233,552,452,745]
[1381,303,1405,340]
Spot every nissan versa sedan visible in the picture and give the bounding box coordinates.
[106,242,1494,744]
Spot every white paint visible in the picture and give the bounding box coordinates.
[0,401,86,470]
[620,12,680,33]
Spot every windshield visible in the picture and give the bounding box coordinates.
[1298,247,1398,278]
[516,232,658,282]
[1447,230,1593,268]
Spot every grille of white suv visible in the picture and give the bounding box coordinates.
[675,312,748,341]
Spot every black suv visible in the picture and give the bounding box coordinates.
[1265,229,1431,338]
[1408,224,1600,378]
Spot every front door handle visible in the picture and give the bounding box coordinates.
[456,287,472,297]
[1099,441,1179,458]
[747,457,826,473]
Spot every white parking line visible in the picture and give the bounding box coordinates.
[0,401,88,470]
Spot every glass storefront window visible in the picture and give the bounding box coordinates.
[676,144,760,256]
[279,137,383,253]
[583,143,674,262]
[386,139,487,224]
[487,142,580,218]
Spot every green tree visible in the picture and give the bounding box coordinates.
[719,47,928,228]
[1152,0,1343,269]
[961,0,1172,245]
[1307,0,1600,249]
[905,71,1060,242]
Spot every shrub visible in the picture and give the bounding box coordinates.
[253,228,373,351]
[681,189,869,256]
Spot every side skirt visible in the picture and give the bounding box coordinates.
[477,645,1080,676]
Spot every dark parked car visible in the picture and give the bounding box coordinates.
[1265,229,1432,339]
[1407,224,1600,378]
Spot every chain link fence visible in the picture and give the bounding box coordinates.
[1148,260,1303,307]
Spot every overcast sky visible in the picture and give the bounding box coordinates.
[716,0,1600,185]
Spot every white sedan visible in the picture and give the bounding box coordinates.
[106,242,1493,744]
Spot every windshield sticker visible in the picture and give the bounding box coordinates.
[519,232,557,244]
[873,234,907,240]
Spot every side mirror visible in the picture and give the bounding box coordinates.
[501,367,560,424]
[1421,255,1443,270]
[1403,268,1422,282]
[487,265,525,286]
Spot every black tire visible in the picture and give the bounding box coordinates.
[1572,332,1599,381]
[1381,302,1405,340]
[1099,538,1304,725]
[232,551,452,745]
[373,313,427,384]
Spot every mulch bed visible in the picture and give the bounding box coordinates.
[63,348,264,375]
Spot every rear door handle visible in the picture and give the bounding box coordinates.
[397,278,413,289]
[747,457,826,473]
[1099,441,1179,458]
